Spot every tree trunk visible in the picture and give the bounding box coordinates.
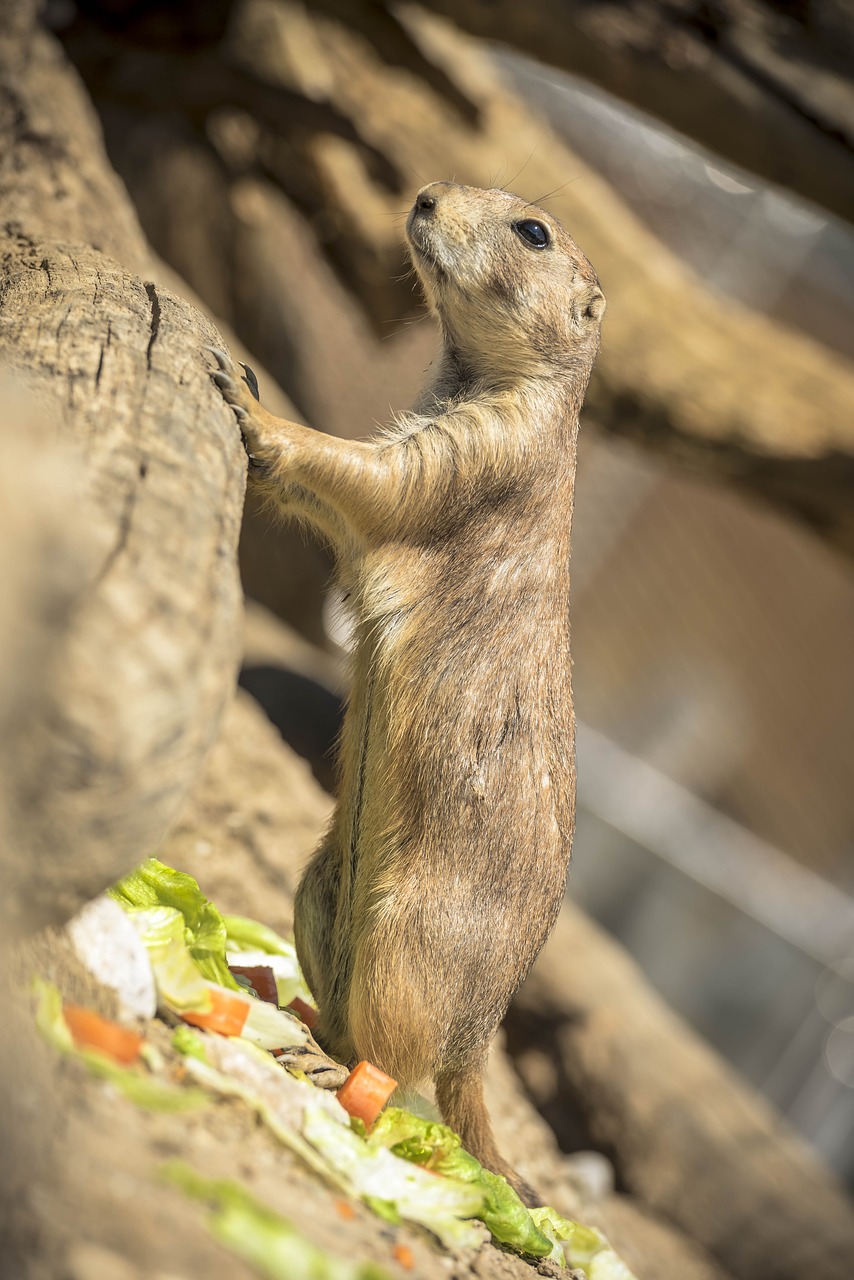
[0,5,247,932]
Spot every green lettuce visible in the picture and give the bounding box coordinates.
[110,858,239,990]
[173,1035,484,1249]
[164,1161,390,1280]
[368,1108,551,1256]
[302,1106,485,1249]
[122,905,211,1012]
[528,1206,638,1277]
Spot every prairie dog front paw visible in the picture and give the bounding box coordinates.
[206,347,274,469]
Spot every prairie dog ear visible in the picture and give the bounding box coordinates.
[572,284,606,330]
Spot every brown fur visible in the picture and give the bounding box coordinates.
[211,182,604,1201]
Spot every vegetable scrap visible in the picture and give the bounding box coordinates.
[287,995,319,1028]
[107,859,309,1051]
[62,1005,143,1066]
[33,980,208,1112]
[36,858,638,1278]
[337,1060,398,1129]
[182,986,251,1037]
[163,1161,390,1280]
[229,964,279,1006]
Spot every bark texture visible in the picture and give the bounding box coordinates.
[507,902,854,1280]
[0,11,247,930]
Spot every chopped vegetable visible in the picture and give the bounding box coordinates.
[392,1244,414,1269]
[337,1061,398,1129]
[123,905,211,1012]
[229,964,279,1006]
[110,858,240,990]
[62,1004,142,1065]
[67,896,157,1020]
[287,996,319,1028]
[171,1025,211,1063]
[179,981,307,1050]
[335,1199,356,1221]
[33,980,208,1113]
[367,1108,548,1258]
[302,1105,485,1249]
[224,913,317,1010]
[164,1161,390,1280]
[529,1209,638,1278]
[182,986,251,1037]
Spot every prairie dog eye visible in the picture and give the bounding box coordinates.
[513,219,550,249]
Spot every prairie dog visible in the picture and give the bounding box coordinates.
[210,181,604,1201]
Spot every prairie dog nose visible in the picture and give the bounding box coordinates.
[412,181,459,215]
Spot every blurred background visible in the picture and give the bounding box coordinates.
[46,0,854,1183]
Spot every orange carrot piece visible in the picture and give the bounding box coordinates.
[393,1244,415,1269]
[63,1005,143,1066]
[182,987,250,1037]
[335,1199,356,1221]
[287,996,318,1028]
[336,1060,397,1129]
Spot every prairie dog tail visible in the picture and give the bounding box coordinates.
[435,1062,540,1207]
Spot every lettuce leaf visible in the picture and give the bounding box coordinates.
[110,858,239,990]
[367,1108,551,1256]
[173,1036,484,1249]
[163,1161,390,1280]
[529,1207,639,1277]
[123,905,212,1012]
[302,1106,485,1250]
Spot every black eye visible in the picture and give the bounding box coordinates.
[513,219,550,249]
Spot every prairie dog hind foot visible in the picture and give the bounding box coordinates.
[275,1035,350,1090]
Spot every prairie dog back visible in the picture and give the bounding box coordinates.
[210,180,605,1201]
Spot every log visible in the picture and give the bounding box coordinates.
[0,8,247,930]
[506,902,854,1280]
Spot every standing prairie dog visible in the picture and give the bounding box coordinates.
[210,181,604,1202]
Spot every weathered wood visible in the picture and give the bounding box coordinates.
[507,902,854,1280]
[0,13,247,929]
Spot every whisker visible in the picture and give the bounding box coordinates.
[503,139,545,193]
[529,177,581,207]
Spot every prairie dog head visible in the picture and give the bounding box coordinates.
[406,181,605,384]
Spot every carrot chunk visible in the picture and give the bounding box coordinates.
[336,1060,397,1129]
[393,1244,415,1269]
[63,1005,143,1066]
[182,987,250,1037]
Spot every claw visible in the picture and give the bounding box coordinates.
[240,362,260,401]
[204,345,231,370]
